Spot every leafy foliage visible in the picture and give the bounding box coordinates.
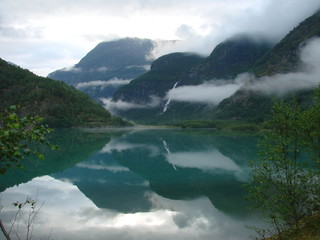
[0,106,58,175]
[246,88,320,239]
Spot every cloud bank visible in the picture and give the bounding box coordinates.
[166,74,248,104]
[1,0,320,76]
[166,37,320,105]
[76,78,132,89]
[100,96,161,114]
[101,37,320,114]
[246,37,320,95]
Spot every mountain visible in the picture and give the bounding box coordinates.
[214,9,320,121]
[186,34,273,82]
[113,52,205,103]
[108,10,320,124]
[0,58,129,127]
[109,52,207,123]
[254,10,320,76]
[48,38,157,101]
[110,35,273,124]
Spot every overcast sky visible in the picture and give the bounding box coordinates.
[1,0,320,76]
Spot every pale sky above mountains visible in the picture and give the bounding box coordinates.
[1,0,320,76]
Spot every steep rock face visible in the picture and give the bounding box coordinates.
[214,10,320,121]
[48,38,155,100]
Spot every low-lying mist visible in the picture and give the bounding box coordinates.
[76,78,132,89]
[102,37,320,114]
[100,96,161,114]
[166,37,320,104]
[247,37,320,95]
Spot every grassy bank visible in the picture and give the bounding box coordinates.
[173,119,262,133]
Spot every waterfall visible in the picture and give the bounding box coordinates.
[162,139,177,171]
[162,139,171,154]
[161,82,179,114]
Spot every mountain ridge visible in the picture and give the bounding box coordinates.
[213,9,320,121]
[48,38,165,101]
[0,58,129,127]
[110,35,273,123]
[45,9,320,125]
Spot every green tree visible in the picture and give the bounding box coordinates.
[0,105,58,175]
[246,94,320,239]
[301,87,320,162]
[0,106,58,240]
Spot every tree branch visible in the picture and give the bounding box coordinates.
[0,219,11,240]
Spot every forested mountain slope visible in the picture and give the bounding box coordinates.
[110,35,273,123]
[214,9,320,121]
[0,58,129,127]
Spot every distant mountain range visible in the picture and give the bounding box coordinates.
[47,9,320,125]
[110,35,273,123]
[214,9,320,121]
[110,10,320,124]
[0,59,129,127]
[48,38,163,101]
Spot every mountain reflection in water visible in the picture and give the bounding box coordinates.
[0,129,264,240]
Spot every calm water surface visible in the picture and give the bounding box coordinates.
[0,129,264,240]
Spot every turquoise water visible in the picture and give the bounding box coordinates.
[0,129,263,240]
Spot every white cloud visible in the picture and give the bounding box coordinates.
[166,150,242,172]
[166,73,248,105]
[100,96,161,114]
[61,65,82,72]
[0,175,262,240]
[1,0,320,76]
[99,138,160,157]
[125,65,151,71]
[167,37,320,103]
[246,37,320,95]
[76,163,130,172]
[76,78,132,89]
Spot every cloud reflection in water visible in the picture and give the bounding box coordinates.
[0,175,259,240]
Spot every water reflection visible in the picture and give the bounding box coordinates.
[1,176,260,240]
[109,130,256,217]
[0,129,262,240]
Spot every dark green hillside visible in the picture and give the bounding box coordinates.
[194,35,273,81]
[111,52,205,123]
[253,10,320,76]
[113,52,204,103]
[214,10,320,122]
[0,58,129,127]
[111,35,272,124]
